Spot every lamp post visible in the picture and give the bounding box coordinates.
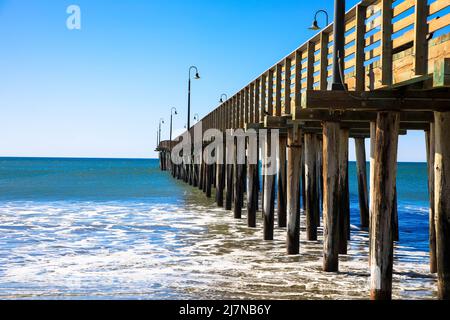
[309,10,329,30]
[187,66,200,130]
[170,107,177,143]
[219,94,228,103]
[331,0,346,90]
[158,118,164,145]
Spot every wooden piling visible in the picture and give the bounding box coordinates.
[263,131,276,240]
[287,125,302,254]
[305,133,319,241]
[434,111,450,300]
[370,111,400,301]
[247,139,258,228]
[233,140,244,219]
[323,121,341,272]
[278,134,287,228]
[355,138,369,229]
[301,146,306,211]
[206,164,212,198]
[216,143,225,207]
[317,136,323,226]
[225,163,233,211]
[426,125,437,274]
[338,128,350,254]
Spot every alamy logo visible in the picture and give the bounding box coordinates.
[66,5,81,30]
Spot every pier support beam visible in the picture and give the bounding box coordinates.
[206,164,212,198]
[263,131,276,240]
[233,140,244,219]
[301,147,306,211]
[434,111,450,300]
[355,138,369,229]
[247,137,258,228]
[216,142,225,207]
[370,111,400,301]
[305,133,319,241]
[287,125,302,254]
[338,128,350,254]
[317,136,323,226]
[426,125,437,274]
[323,121,341,272]
[278,134,287,228]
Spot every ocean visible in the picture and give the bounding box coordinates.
[0,157,436,299]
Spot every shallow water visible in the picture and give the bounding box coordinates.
[0,158,436,299]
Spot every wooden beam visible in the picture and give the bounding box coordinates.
[434,58,450,88]
[355,137,369,229]
[275,64,282,116]
[278,135,287,228]
[426,125,437,274]
[381,0,393,86]
[413,0,428,76]
[284,58,292,115]
[370,111,400,300]
[301,89,450,111]
[287,125,303,254]
[263,130,276,240]
[338,128,350,255]
[323,121,341,272]
[355,4,367,91]
[305,133,319,240]
[320,33,330,91]
[434,111,450,299]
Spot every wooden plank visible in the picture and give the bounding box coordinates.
[370,111,400,300]
[320,33,330,90]
[306,41,315,90]
[301,89,450,111]
[255,79,261,123]
[284,58,292,115]
[261,75,267,122]
[414,0,429,75]
[287,125,303,254]
[294,51,302,114]
[356,4,367,91]
[267,70,274,116]
[275,64,282,116]
[381,0,393,86]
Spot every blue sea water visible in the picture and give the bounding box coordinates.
[0,158,436,299]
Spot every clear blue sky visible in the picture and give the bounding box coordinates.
[0,0,426,161]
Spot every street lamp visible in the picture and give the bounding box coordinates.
[309,10,329,30]
[158,118,164,145]
[187,66,201,130]
[330,0,346,90]
[193,113,200,123]
[219,94,228,103]
[170,107,177,143]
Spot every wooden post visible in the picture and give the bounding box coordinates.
[263,130,276,240]
[225,162,234,211]
[426,125,437,274]
[216,141,225,207]
[301,145,306,211]
[206,164,212,198]
[199,160,204,190]
[323,121,340,272]
[339,128,350,254]
[287,125,302,254]
[355,138,369,229]
[247,137,258,228]
[370,111,400,301]
[305,133,319,241]
[233,140,244,219]
[278,134,287,227]
[434,111,450,300]
[369,121,376,266]
[392,187,399,242]
[317,137,324,219]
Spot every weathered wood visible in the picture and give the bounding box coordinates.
[370,111,400,301]
[278,135,287,228]
[263,131,276,240]
[301,90,450,111]
[381,0,393,86]
[317,137,323,225]
[216,143,225,207]
[247,144,258,227]
[225,163,233,211]
[434,111,450,299]
[233,140,244,219]
[355,138,369,229]
[413,0,428,76]
[301,146,306,211]
[369,121,376,266]
[305,133,319,241]
[323,121,341,272]
[426,125,437,274]
[206,164,212,198]
[392,187,399,242]
[287,125,303,254]
[338,128,350,254]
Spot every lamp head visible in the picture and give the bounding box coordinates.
[220,98,223,103]
[194,72,200,80]
[309,20,320,30]
[174,110,178,115]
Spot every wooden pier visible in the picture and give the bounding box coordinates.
[157,0,450,300]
